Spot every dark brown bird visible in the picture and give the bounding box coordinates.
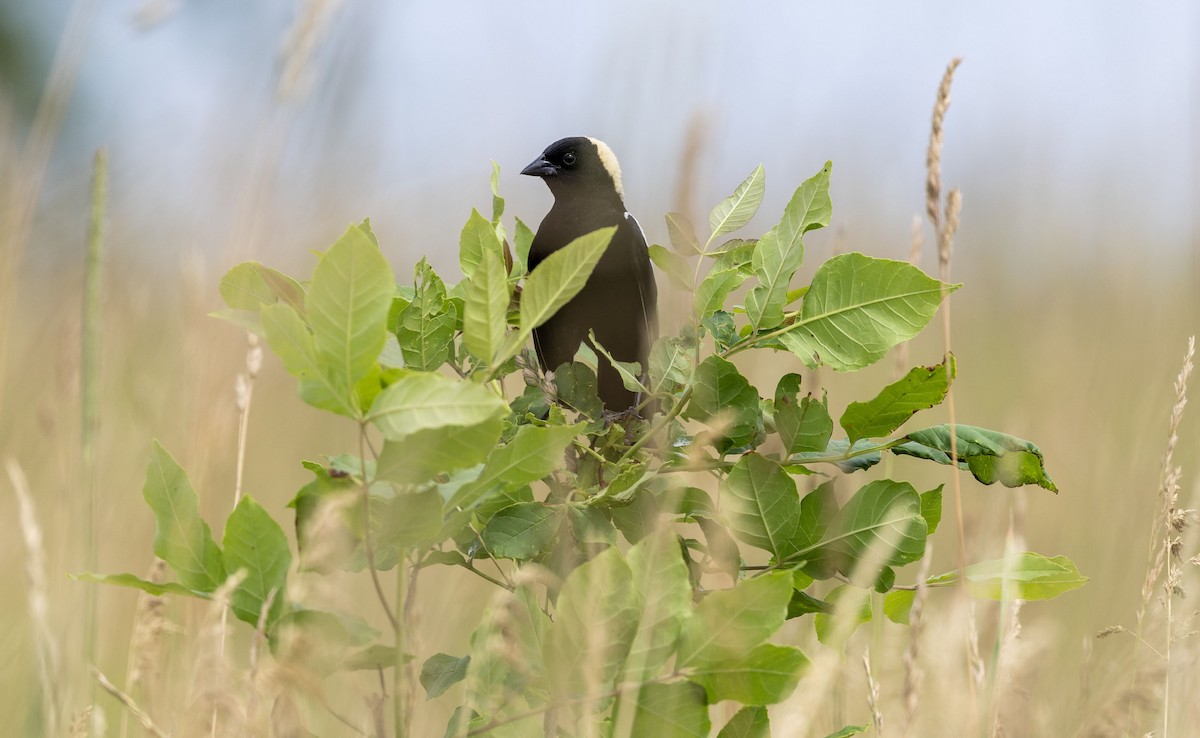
[521,137,658,414]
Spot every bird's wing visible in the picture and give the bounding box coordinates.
[624,212,659,344]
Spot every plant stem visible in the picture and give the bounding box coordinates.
[82,147,106,674]
[359,423,399,633]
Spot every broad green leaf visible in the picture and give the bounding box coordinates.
[709,164,765,241]
[459,208,501,280]
[623,530,692,682]
[480,502,559,559]
[811,480,927,570]
[678,571,791,668]
[685,356,764,454]
[720,454,801,561]
[518,226,615,334]
[649,244,693,291]
[306,224,394,404]
[823,725,869,738]
[790,438,883,474]
[489,161,505,225]
[590,331,647,393]
[921,484,943,535]
[928,553,1088,600]
[72,572,207,599]
[466,586,550,717]
[463,247,510,365]
[689,643,807,705]
[219,262,304,313]
[893,424,1058,492]
[777,253,958,371]
[552,362,605,420]
[694,266,748,320]
[744,161,831,330]
[512,217,534,277]
[420,653,471,699]
[648,336,694,393]
[666,211,701,255]
[375,489,444,555]
[223,495,291,627]
[447,424,580,511]
[545,547,639,697]
[376,417,503,486]
[840,354,955,443]
[367,372,508,442]
[395,260,456,372]
[717,706,770,738]
[796,481,838,552]
[262,303,357,417]
[142,442,225,592]
[273,608,381,677]
[774,374,833,455]
[343,644,408,671]
[628,682,710,738]
[813,585,873,645]
[883,589,916,624]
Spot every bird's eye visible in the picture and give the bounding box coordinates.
[562,152,577,166]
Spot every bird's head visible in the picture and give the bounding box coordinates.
[521,137,624,203]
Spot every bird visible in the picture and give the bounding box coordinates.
[521,136,658,415]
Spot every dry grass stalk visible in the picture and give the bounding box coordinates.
[862,648,884,735]
[672,112,709,225]
[68,705,95,737]
[279,0,347,100]
[7,458,61,736]
[902,542,933,736]
[186,571,248,737]
[925,57,962,231]
[92,665,169,738]
[126,558,174,725]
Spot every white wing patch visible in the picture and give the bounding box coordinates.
[626,210,653,337]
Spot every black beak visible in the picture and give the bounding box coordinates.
[521,156,557,177]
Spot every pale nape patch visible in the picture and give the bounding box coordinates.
[587,137,624,199]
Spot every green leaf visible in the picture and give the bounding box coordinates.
[744,161,831,330]
[518,226,615,334]
[678,571,791,668]
[629,682,711,738]
[720,454,801,561]
[219,262,305,313]
[649,244,693,291]
[814,479,927,570]
[795,480,838,552]
[142,442,226,592]
[623,530,692,682]
[648,336,694,394]
[813,585,873,645]
[223,495,291,628]
[893,425,1058,492]
[774,374,833,455]
[840,354,955,443]
[306,223,394,409]
[928,553,1088,600]
[689,643,807,705]
[262,303,357,417]
[666,211,701,255]
[460,208,501,280]
[777,253,958,371]
[823,725,869,738]
[367,372,508,442]
[883,589,915,625]
[376,489,444,555]
[421,653,471,699]
[480,502,559,560]
[489,161,505,224]
[464,246,510,365]
[694,265,748,321]
[72,572,208,599]
[447,424,580,511]
[376,417,503,486]
[512,218,534,277]
[685,356,764,454]
[545,547,639,697]
[717,707,770,738]
[921,484,943,536]
[709,164,765,241]
[590,330,647,394]
[395,260,456,372]
[552,362,604,420]
[343,644,408,672]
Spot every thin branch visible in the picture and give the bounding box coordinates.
[358,422,399,632]
[91,666,168,738]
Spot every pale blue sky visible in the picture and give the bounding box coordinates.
[9,1,1198,281]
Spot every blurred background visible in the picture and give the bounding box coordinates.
[1,1,1198,735]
